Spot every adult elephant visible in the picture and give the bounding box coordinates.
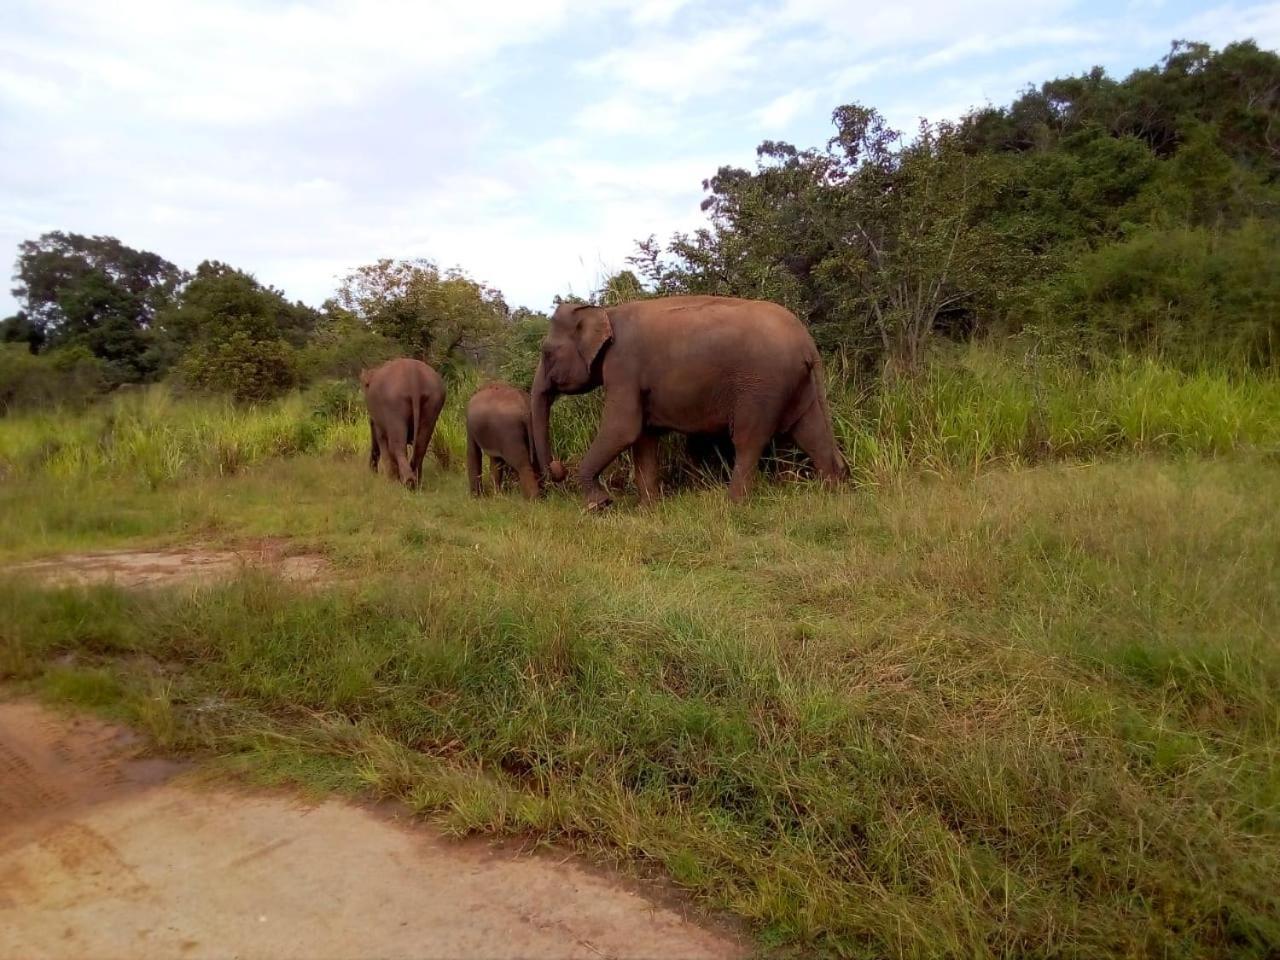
[360,358,446,489]
[531,295,846,508]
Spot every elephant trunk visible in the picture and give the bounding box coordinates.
[531,361,566,482]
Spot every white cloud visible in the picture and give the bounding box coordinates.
[779,0,1076,49]
[577,24,763,101]
[0,0,578,126]
[628,0,693,26]
[1174,2,1280,51]
[913,25,1103,70]
[753,88,821,129]
[573,95,677,135]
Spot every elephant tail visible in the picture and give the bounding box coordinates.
[809,354,834,424]
[783,352,828,432]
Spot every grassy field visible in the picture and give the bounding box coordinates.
[2,353,1278,958]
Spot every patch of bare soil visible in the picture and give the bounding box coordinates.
[5,540,330,588]
[0,702,744,960]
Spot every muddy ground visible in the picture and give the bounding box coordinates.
[6,542,330,589]
[0,701,743,960]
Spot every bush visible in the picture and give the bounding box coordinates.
[307,379,365,423]
[296,320,401,383]
[495,315,549,390]
[176,332,298,403]
[1048,220,1280,368]
[0,344,110,414]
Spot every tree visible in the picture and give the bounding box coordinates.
[819,110,1012,370]
[635,106,1015,370]
[177,332,298,403]
[10,232,186,380]
[334,259,508,375]
[593,269,648,305]
[162,261,313,401]
[0,312,44,353]
[160,260,317,352]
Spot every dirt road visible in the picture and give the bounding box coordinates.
[0,701,743,960]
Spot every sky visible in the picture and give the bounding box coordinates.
[2,0,1278,315]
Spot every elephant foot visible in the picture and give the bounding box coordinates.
[585,495,613,513]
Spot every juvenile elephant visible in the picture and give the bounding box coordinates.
[465,382,541,499]
[360,358,446,488]
[532,295,846,508]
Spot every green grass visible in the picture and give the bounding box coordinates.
[2,349,1278,956]
[2,448,1277,958]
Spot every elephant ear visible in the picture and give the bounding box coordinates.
[573,305,613,369]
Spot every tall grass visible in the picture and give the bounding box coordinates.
[832,347,1280,482]
[1,348,1276,487]
[2,456,1277,957]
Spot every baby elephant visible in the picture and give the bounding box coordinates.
[361,358,446,489]
[466,382,542,499]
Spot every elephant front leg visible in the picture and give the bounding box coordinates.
[728,431,769,503]
[578,394,643,510]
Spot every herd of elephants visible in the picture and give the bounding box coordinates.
[359,295,848,509]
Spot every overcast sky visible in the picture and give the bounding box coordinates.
[2,0,1277,315]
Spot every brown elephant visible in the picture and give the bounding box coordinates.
[465,382,541,499]
[360,358,446,488]
[532,295,846,508]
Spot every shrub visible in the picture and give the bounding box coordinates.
[177,332,298,403]
[0,344,111,414]
[1049,220,1280,368]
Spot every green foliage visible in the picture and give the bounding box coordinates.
[593,269,649,306]
[0,311,45,353]
[176,331,298,404]
[160,260,318,352]
[636,39,1280,371]
[495,310,549,389]
[0,344,110,415]
[333,259,508,375]
[295,307,401,381]
[159,261,319,403]
[11,231,186,381]
[1051,220,1280,366]
[634,110,1029,369]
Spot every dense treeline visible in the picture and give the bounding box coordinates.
[2,39,1276,415]
[634,39,1279,370]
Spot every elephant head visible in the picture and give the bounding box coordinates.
[531,302,613,482]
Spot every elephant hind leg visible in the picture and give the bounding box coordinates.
[372,422,395,479]
[369,419,381,473]
[383,419,414,487]
[490,457,508,492]
[516,464,540,500]
[790,399,847,486]
[727,393,788,503]
[633,434,661,506]
[410,394,444,485]
[467,435,484,496]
